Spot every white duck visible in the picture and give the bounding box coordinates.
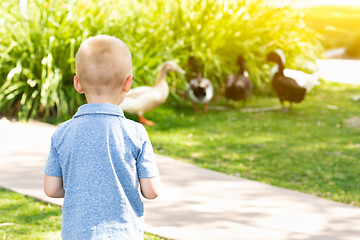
[120,61,185,126]
[187,56,214,112]
[270,49,320,92]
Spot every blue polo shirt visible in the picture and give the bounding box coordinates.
[44,103,159,240]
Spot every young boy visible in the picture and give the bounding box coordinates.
[43,35,161,239]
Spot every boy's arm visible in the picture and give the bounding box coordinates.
[139,176,161,200]
[44,174,65,198]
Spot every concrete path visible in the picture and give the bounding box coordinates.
[317,59,360,84]
[1,116,360,240]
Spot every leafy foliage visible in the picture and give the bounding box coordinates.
[0,0,321,121]
[0,0,114,120]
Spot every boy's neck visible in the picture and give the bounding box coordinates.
[85,93,125,105]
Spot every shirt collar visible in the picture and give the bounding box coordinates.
[73,103,125,118]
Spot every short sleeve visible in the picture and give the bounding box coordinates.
[43,136,62,177]
[136,126,159,179]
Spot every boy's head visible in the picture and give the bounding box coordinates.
[74,35,132,103]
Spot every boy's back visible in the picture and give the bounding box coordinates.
[45,103,159,239]
[44,35,160,239]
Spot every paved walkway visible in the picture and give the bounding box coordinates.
[317,59,360,84]
[0,59,360,240]
[1,115,360,240]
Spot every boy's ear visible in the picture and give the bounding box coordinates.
[123,74,133,93]
[73,75,84,94]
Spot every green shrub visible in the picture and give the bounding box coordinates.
[0,0,122,120]
[162,0,321,94]
[0,0,321,121]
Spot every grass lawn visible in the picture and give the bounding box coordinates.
[0,188,167,240]
[304,6,360,55]
[129,82,360,206]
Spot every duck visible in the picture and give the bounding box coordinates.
[225,56,253,106]
[187,57,214,111]
[269,49,320,92]
[120,61,185,125]
[266,50,307,112]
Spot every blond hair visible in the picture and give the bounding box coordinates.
[75,35,132,94]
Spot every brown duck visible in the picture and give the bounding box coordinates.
[266,51,306,112]
[225,56,253,106]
